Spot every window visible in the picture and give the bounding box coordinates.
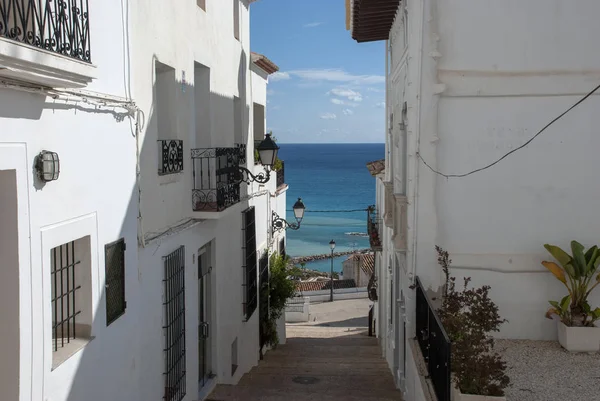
[242,207,257,320]
[155,61,177,141]
[231,338,238,376]
[253,103,265,142]
[105,239,126,326]
[233,0,240,40]
[163,246,186,401]
[279,237,286,258]
[197,0,206,10]
[51,236,92,367]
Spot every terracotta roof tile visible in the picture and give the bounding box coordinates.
[251,52,279,75]
[360,253,375,276]
[366,159,385,176]
[296,279,357,292]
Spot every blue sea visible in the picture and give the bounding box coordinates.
[277,143,384,274]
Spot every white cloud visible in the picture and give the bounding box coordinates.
[367,87,383,92]
[267,89,276,96]
[375,102,386,108]
[303,22,322,28]
[282,68,384,85]
[330,98,344,105]
[342,109,354,116]
[269,72,291,82]
[320,113,337,120]
[328,88,363,102]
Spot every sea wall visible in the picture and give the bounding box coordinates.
[290,249,370,265]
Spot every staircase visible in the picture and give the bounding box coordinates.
[208,324,402,401]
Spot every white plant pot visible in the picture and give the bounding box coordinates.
[557,320,600,352]
[452,385,506,401]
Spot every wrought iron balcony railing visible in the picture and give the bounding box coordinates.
[276,160,285,189]
[191,147,242,212]
[0,0,92,63]
[367,205,382,251]
[158,140,184,175]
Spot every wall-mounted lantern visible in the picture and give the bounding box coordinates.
[272,198,306,232]
[231,133,280,184]
[35,150,60,182]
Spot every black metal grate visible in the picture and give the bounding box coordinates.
[51,241,81,351]
[242,207,257,320]
[416,277,451,401]
[159,140,184,175]
[105,238,126,326]
[163,246,186,401]
[0,0,92,62]
[236,143,247,165]
[279,237,286,258]
[191,147,241,212]
[276,160,285,188]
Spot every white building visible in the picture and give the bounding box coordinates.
[342,253,375,288]
[0,1,287,401]
[347,0,600,399]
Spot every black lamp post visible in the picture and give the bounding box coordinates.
[272,198,306,232]
[231,133,280,184]
[329,239,336,302]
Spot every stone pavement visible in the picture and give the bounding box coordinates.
[208,299,402,401]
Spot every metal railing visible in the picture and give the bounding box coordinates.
[367,206,382,251]
[0,0,92,62]
[191,147,241,212]
[158,140,184,175]
[276,160,285,188]
[415,277,451,401]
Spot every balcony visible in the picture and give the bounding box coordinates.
[191,147,242,212]
[276,160,285,189]
[367,206,382,251]
[0,0,95,87]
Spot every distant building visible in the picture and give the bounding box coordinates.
[342,253,375,287]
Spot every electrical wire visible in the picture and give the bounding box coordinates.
[285,208,369,213]
[417,82,600,179]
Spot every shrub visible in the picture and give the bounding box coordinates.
[435,246,510,396]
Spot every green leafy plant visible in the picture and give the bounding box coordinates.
[543,241,600,327]
[259,253,297,358]
[436,246,510,397]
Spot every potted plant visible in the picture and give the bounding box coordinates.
[543,241,600,352]
[436,247,510,401]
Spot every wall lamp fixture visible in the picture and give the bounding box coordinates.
[230,133,279,184]
[272,198,306,232]
[35,150,60,182]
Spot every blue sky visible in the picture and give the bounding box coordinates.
[250,0,385,144]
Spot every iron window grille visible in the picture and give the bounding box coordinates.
[163,246,186,401]
[242,207,257,320]
[0,0,91,62]
[105,238,126,326]
[191,147,241,212]
[276,160,285,188]
[416,277,451,401]
[235,143,247,165]
[279,237,286,258]
[51,240,81,351]
[158,140,184,175]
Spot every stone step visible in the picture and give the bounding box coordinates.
[237,373,397,389]
[206,392,402,401]
[284,337,378,346]
[245,365,392,376]
[209,384,401,399]
[269,345,381,357]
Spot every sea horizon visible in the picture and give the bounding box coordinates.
[278,143,384,275]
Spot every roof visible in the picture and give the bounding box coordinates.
[296,279,357,292]
[366,159,385,176]
[359,253,375,276]
[346,0,402,43]
[251,52,279,75]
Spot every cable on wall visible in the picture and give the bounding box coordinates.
[417,82,600,179]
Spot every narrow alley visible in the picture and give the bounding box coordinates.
[208,299,401,401]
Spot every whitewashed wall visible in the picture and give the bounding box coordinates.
[0,1,140,400]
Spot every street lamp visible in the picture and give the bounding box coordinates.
[329,239,336,302]
[230,133,280,184]
[272,198,306,232]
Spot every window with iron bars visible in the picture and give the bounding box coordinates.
[163,246,186,401]
[105,239,126,326]
[279,237,286,258]
[51,241,81,352]
[242,207,257,321]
